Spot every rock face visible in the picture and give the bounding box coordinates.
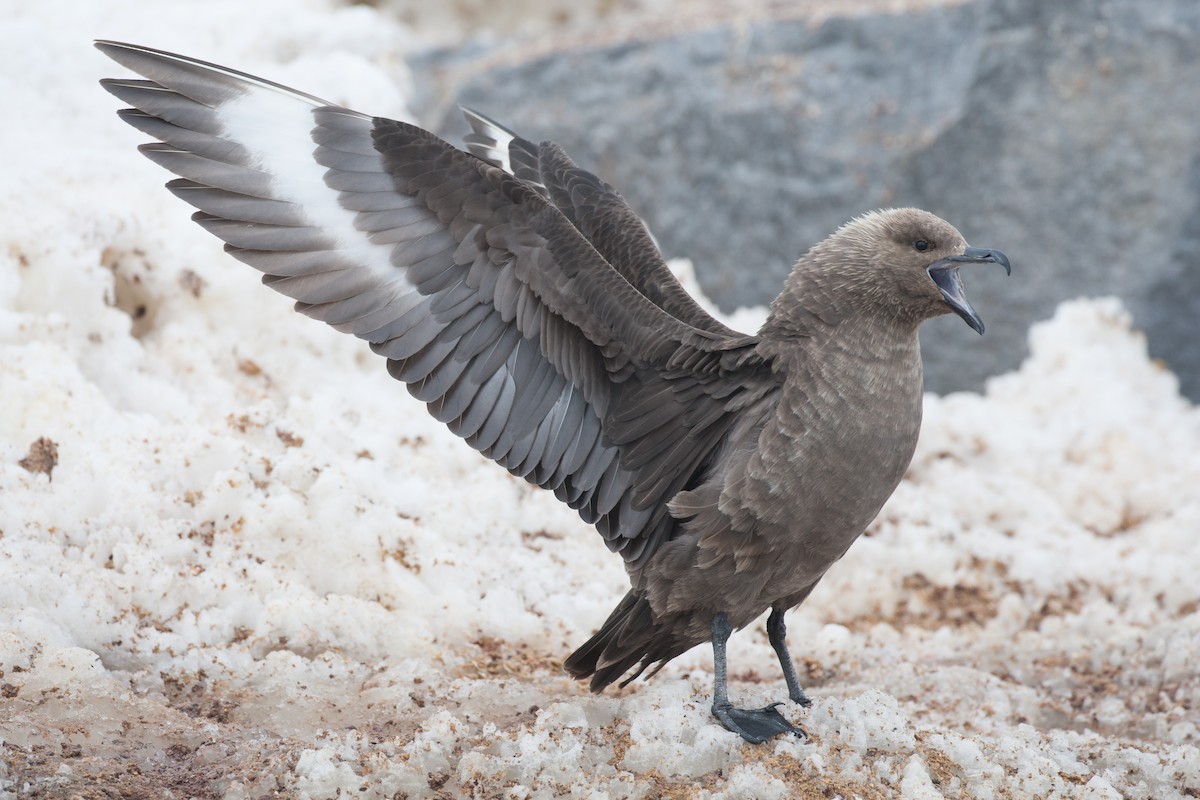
[409,0,1200,398]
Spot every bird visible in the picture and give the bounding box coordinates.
[96,40,1010,744]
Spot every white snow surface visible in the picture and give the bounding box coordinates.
[2,1,1199,798]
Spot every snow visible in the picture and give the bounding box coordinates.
[2,1,1199,798]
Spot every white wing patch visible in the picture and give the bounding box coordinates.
[460,106,516,175]
[215,87,400,288]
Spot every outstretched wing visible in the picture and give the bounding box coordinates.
[461,108,736,337]
[97,41,781,571]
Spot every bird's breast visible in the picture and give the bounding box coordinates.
[725,332,925,581]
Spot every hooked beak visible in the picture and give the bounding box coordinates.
[927,246,1012,335]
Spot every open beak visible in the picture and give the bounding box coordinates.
[927,246,1011,335]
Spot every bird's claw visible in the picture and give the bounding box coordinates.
[712,702,807,744]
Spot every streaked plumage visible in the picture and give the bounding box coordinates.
[97,41,1009,743]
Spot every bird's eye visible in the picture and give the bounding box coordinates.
[914,240,929,252]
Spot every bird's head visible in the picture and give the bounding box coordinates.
[772,208,1010,337]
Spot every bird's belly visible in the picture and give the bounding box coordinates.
[692,398,920,624]
[754,415,918,601]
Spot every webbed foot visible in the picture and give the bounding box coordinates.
[712,701,806,744]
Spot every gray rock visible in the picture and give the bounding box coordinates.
[409,0,1200,398]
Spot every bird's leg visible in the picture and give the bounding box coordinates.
[710,612,804,744]
[766,608,812,707]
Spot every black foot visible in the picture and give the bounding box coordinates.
[791,688,814,708]
[712,702,806,744]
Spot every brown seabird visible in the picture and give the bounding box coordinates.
[96,40,1010,744]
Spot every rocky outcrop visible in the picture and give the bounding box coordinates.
[409,0,1200,398]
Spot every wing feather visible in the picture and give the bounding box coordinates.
[194,215,333,251]
[141,144,275,197]
[167,181,307,225]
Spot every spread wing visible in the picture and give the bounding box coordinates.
[461,108,737,337]
[96,40,781,572]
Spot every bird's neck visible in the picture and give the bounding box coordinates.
[758,248,930,344]
[758,271,926,418]
[766,314,924,401]
[762,257,917,338]
[760,275,921,352]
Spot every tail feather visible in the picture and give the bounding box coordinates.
[564,591,692,692]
